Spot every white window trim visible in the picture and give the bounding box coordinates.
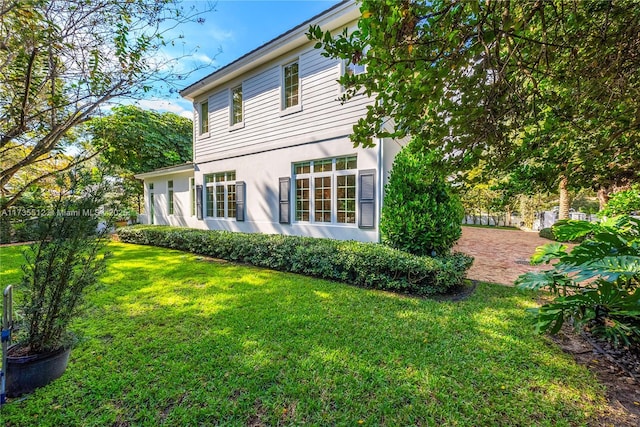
[167,180,174,216]
[229,84,245,131]
[204,172,237,220]
[189,177,196,217]
[293,157,358,226]
[280,60,302,117]
[339,47,368,96]
[198,99,210,138]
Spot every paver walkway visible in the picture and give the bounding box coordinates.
[454,226,564,286]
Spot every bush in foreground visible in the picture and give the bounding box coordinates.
[381,146,464,256]
[118,226,473,296]
[517,216,640,348]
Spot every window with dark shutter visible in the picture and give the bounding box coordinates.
[236,181,245,221]
[358,170,375,228]
[196,185,203,220]
[279,177,290,224]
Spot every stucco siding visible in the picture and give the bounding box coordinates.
[191,135,380,242]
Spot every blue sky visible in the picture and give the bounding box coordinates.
[136,0,342,118]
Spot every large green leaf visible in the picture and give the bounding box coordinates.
[552,220,597,242]
[530,242,568,265]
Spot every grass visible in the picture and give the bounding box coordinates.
[0,242,607,426]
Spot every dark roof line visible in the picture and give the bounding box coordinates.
[179,0,351,97]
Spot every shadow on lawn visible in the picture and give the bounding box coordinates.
[84,244,604,425]
[0,242,606,425]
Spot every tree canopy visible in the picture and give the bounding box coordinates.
[309,0,640,207]
[0,0,212,210]
[89,105,193,174]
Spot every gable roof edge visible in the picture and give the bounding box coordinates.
[179,0,358,101]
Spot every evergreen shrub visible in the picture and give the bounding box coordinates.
[118,226,473,296]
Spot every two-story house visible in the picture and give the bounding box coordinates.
[135,0,405,242]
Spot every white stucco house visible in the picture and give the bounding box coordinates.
[135,0,404,242]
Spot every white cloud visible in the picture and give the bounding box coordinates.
[135,99,193,119]
[208,26,234,43]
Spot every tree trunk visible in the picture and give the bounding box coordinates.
[558,176,571,220]
[597,187,609,211]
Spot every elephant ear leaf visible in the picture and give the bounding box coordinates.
[553,220,596,242]
[530,243,568,265]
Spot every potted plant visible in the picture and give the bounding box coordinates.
[6,172,111,397]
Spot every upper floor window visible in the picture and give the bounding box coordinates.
[230,85,243,128]
[199,100,209,135]
[282,61,299,110]
[344,59,366,77]
[204,171,236,219]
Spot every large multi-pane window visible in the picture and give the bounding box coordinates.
[167,180,174,215]
[283,62,299,109]
[204,171,236,218]
[293,156,357,224]
[231,85,243,125]
[200,101,209,134]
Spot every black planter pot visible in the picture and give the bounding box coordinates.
[6,346,71,397]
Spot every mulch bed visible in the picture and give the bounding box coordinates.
[551,327,640,426]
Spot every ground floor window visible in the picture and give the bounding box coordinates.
[204,171,236,219]
[293,156,357,224]
[168,180,174,215]
[190,178,195,216]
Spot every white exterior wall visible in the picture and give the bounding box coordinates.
[194,135,380,242]
[142,171,199,228]
[193,37,371,163]
[138,4,409,242]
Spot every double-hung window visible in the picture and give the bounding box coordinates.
[293,156,357,224]
[282,61,299,111]
[199,101,209,135]
[230,85,243,128]
[204,171,236,219]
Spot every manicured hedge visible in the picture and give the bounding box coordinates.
[117,226,473,296]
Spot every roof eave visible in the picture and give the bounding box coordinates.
[134,163,195,180]
[179,0,358,101]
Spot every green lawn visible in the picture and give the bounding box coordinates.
[0,242,606,426]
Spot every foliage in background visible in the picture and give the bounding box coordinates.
[89,106,193,175]
[118,225,473,296]
[601,186,640,217]
[308,0,640,213]
[18,170,112,354]
[516,216,640,348]
[87,105,193,215]
[381,146,463,256]
[0,0,213,210]
[538,228,556,242]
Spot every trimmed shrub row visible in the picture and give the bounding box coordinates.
[117,226,473,296]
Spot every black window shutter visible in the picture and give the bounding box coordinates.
[236,181,245,221]
[279,177,290,224]
[359,169,375,229]
[196,185,203,220]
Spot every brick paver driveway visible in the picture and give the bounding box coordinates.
[454,226,562,286]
